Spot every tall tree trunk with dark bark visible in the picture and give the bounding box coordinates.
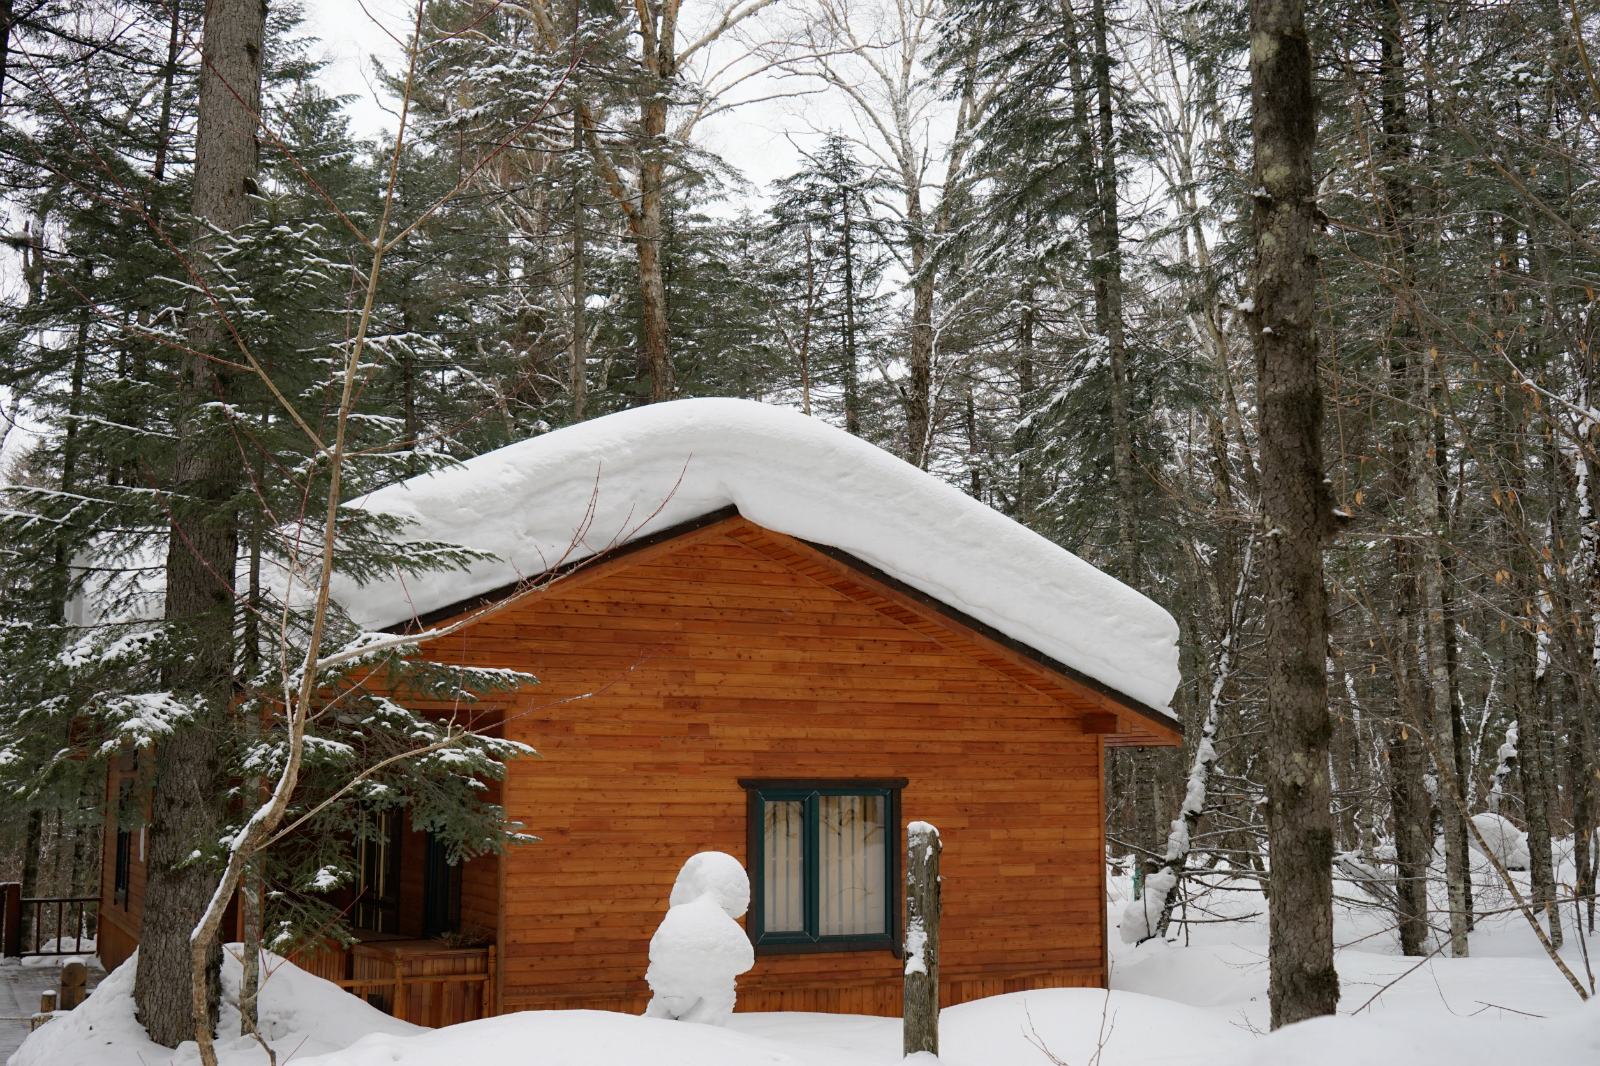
[1388,579,1432,956]
[135,0,266,1048]
[1091,0,1137,585]
[905,188,932,465]
[1249,0,1341,1027]
[1521,642,1563,949]
[571,97,587,422]
[632,6,678,404]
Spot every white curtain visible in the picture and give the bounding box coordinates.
[818,795,886,935]
[763,800,805,931]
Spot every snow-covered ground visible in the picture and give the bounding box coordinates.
[13,851,1599,1066]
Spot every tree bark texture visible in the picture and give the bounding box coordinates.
[1420,426,1469,956]
[903,822,940,1057]
[1249,0,1340,1027]
[18,808,40,950]
[136,0,266,1048]
[633,6,678,404]
[1520,650,1563,949]
[571,98,587,422]
[1091,0,1138,586]
[905,191,932,466]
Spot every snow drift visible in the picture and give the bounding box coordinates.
[1469,812,1530,870]
[10,946,420,1066]
[334,398,1181,714]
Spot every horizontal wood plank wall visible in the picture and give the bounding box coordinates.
[417,525,1107,1018]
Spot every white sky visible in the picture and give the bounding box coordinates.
[298,0,816,199]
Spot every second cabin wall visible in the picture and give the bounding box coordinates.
[418,525,1108,1017]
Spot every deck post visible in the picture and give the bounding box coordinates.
[484,944,497,1018]
[1,884,19,957]
[392,949,406,1022]
[903,821,941,1057]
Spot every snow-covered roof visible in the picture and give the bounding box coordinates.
[333,398,1180,717]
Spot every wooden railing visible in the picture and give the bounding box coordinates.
[333,942,496,1027]
[0,884,98,957]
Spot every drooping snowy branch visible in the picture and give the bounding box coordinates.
[1121,537,1250,945]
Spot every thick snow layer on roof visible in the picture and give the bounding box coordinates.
[334,398,1180,714]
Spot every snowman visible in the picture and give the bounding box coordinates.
[643,851,756,1024]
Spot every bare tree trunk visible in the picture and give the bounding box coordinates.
[1419,400,1469,957]
[18,808,41,951]
[1521,645,1563,949]
[1249,0,1340,1027]
[1090,0,1137,585]
[136,0,266,1047]
[570,99,587,422]
[239,857,262,1036]
[0,0,13,114]
[842,196,862,436]
[633,11,677,404]
[1388,687,1432,954]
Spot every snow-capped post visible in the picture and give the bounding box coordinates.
[904,821,941,1057]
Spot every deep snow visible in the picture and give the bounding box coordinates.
[10,945,420,1066]
[333,398,1181,715]
[18,843,1600,1065]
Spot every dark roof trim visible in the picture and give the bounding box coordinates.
[393,505,740,632]
[392,504,1179,736]
[738,778,910,790]
[791,536,1181,736]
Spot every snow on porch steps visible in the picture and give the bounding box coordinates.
[335,398,1181,717]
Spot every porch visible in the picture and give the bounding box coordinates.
[296,934,497,1029]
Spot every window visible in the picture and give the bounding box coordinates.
[113,758,137,909]
[741,778,905,952]
[422,831,461,938]
[353,808,402,934]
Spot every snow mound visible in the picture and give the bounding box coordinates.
[10,945,420,1066]
[645,851,756,1024]
[939,988,1251,1065]
[1209,996,1600,1066]
[294,1009,886,1066]
[335,398,1180,715]
[1469,813,1530,870]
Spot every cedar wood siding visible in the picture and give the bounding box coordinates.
[98,754,145,971]
[408,515,1176,1017]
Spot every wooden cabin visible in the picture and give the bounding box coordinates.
[98,398,1181,1024]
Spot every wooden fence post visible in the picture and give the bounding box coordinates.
[59,961,87,1010]
[392,949,406,1022]
[903,821,940,1057]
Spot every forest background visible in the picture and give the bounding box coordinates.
[0,0,1594,1045]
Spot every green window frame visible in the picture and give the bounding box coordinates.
[740,777,905,954]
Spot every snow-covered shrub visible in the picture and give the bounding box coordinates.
[644,852,755,1025]
[1470,812,1530,870]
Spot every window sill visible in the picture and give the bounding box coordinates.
[754,939,903,958]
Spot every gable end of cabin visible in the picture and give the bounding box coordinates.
[400,511,1178,1017]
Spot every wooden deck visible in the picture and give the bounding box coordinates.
[294,936,496,1028]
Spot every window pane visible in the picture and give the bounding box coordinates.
[818,794,886,936]
[763,800,805,932]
